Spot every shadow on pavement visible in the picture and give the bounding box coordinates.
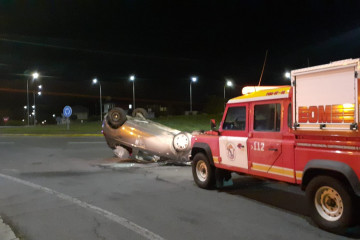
[218,175,360,239]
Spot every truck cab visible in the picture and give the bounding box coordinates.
[192,86,295,183]
[191,59,360,233]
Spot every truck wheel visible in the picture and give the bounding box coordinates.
[306,175,356,233]
[107,108,127,129]
[192,153,215,189]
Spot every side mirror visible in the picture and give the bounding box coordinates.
[210,119,216,130]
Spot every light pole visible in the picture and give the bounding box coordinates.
[33,92,36,126]
[190,76,197,112]
[92,78,102,121]
[129,75,135,109]
[224,79,233,109]
[23,106,27,123]
[27,72,39,126]
[33,85,42,126]
[31,103,35,125]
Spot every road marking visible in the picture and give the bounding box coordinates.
[0,173,165,240]
[68,141,105,144]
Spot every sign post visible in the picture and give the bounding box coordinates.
[63,106,72,130]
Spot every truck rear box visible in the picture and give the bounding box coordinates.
[291,59,360,131]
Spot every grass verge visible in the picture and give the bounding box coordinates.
[154,114,223,132]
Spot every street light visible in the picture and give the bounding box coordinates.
[129,75,136,109]
[92,78,103,121]
[284,72,291,79]
[190,76,197,112]
[224,79,233,109]
[32,72,39,79]
[27,72,39,126]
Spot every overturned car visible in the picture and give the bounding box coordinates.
[102,108,192,162]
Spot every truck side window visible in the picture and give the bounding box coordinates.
[254,103,281,131]
[223,106,246,130]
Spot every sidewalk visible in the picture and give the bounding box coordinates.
[0,216,18,240]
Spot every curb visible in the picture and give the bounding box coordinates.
[0,216,19,240]
[0,134,103,137]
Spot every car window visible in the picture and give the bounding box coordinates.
[222,106,246,130]
[254,103,281,131]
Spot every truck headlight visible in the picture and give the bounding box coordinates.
[173,133,190,151]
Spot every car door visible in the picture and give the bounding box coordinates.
[219,104,249,170]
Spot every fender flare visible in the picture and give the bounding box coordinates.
[302,160,360,197]
[191,142,214,166]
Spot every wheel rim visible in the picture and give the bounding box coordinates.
[314,186,343,221]
[196,160,208,182]
[111,112,120,122]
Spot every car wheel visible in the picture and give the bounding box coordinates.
[173,132,190,152]
[192,153,215,189]
[107,108,127,129]
[306,175,356,233]
[132,108,148,118]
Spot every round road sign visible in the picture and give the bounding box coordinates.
[63,106,72,118]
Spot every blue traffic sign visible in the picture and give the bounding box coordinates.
[63,106,72,118]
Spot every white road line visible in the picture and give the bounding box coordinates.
[68,142,105,144]
[0,173,165,240]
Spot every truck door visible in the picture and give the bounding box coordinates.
[247,101,294,181]
[219,104,249,170]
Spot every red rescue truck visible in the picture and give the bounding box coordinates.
[190,59,360,233]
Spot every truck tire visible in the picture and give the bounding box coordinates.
[107,108,127,129]
[192,153,215,189]
[306,175,356,233]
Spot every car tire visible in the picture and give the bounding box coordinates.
[132,108,148,118]
[306,175,356,233]
[192,153,215,189]
[107,108,127,129]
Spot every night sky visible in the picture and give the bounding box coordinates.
[1,0,360,120]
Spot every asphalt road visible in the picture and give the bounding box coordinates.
[0,136,359,240]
